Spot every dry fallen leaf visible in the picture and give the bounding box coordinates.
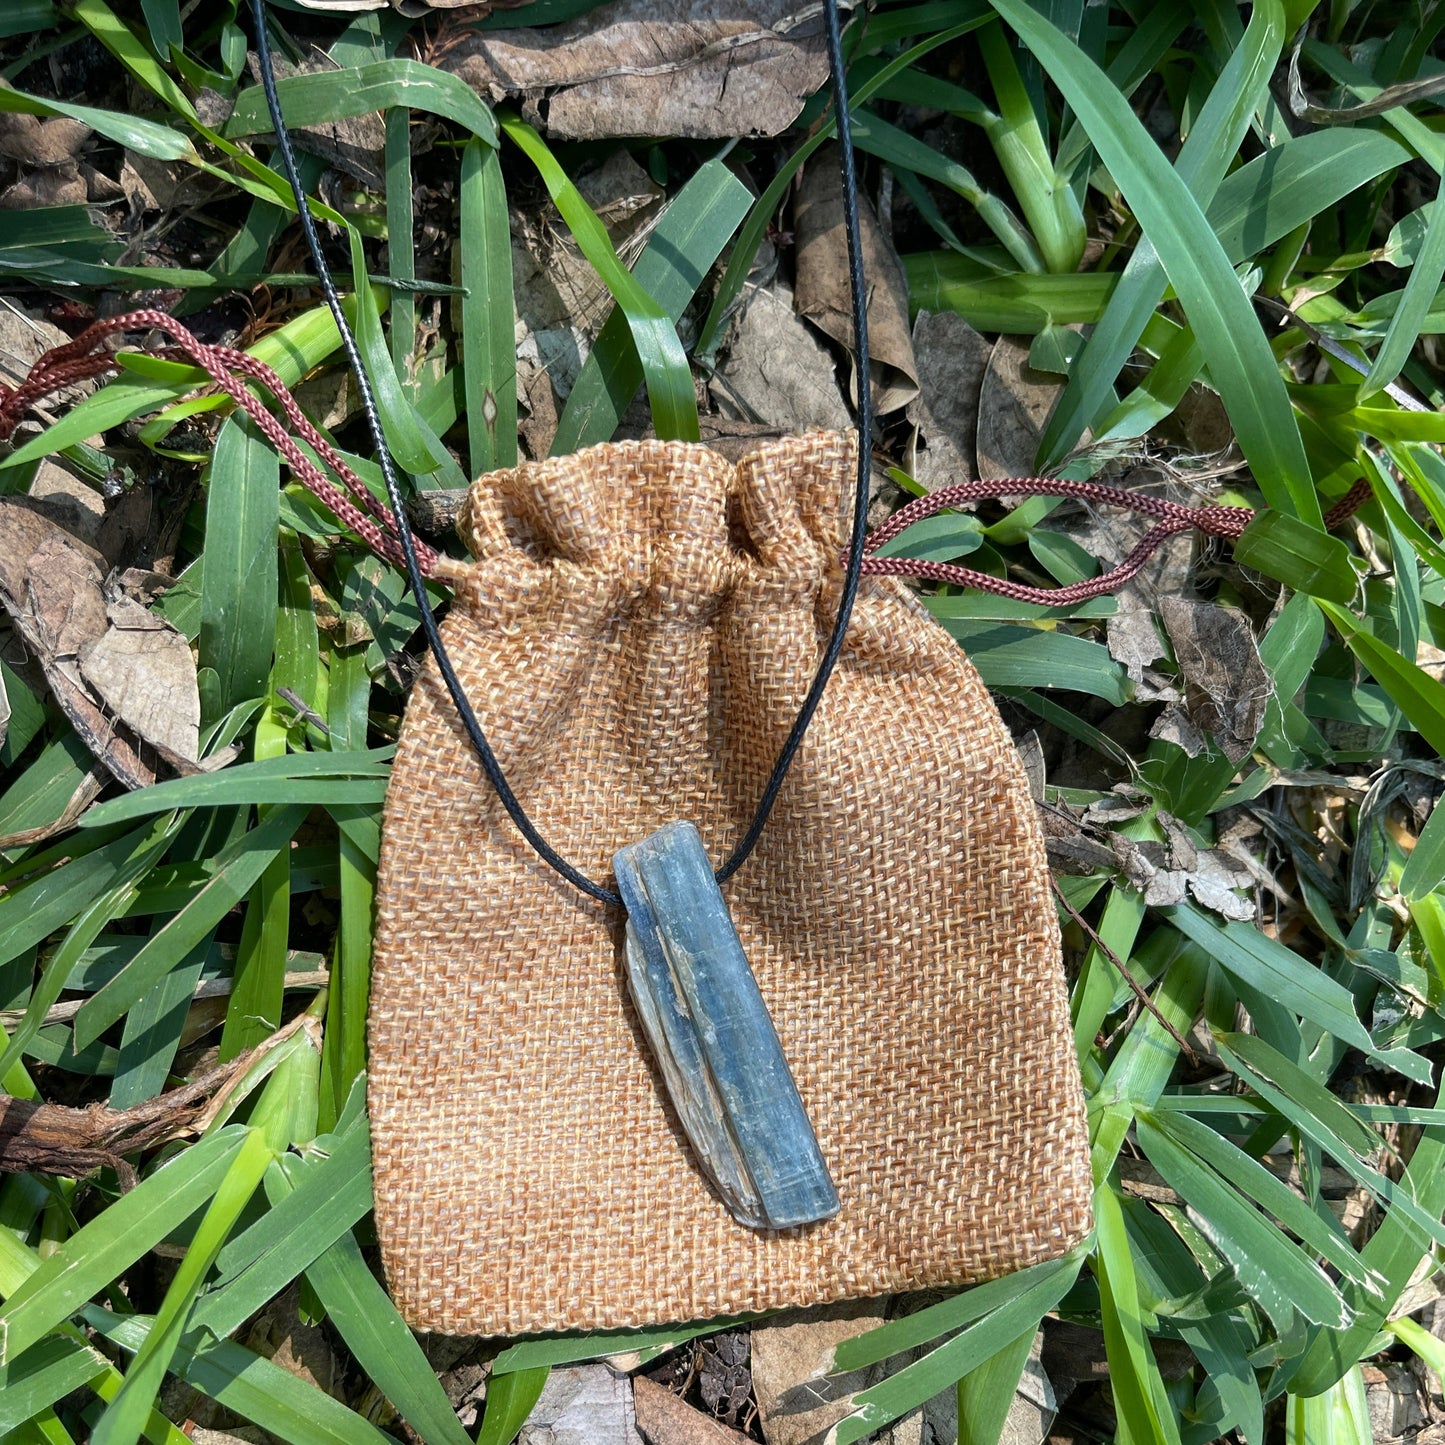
[1107,603,1167,685]
[711,281,851,435]
[633,1376,750,1445]
[905,309,991,489]
[1160,596,1272,765]
[0,304,99,422]
[516,1364,641,1445]
[0,107,92,212]
[793,142,918,416]
[0,498,201,790]
[749,1300,885,1445]
[0,111,91,168]
[975,335,1060,480]
[443,0,836,141]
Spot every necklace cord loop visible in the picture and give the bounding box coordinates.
[857,475,1371,605]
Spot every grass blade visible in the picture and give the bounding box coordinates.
[478,1368,551,1445]
[225,59,497,146]
[345,230,467,488]
[1142,1107,1379,1292]
[73,805,309,1052]
[553,157,750,453]
[1285,1366,1373,1444]
[1038,0,1286,465]
[195,1118,373,1340]
[1135,1114,1351,1329]
[92,1129,274,1445]
[0,84,194,160]
[200,415,278,727]
[0,817,180,1084]
[1318,600,1445,759]
[833,1246,1088,1372]
[1162,902,1430,1083]
[1092,1183,1184,1445]
[79,749,394,829]
[0,1336,110,1432]
[87,1309,397,1445]
[108,937,211,1108]
[992,0,1318,524]
[1217,1031,1445,1254]
[934,623,1132,704]
[0,1127,249,1361]
[827,1251,1082,1444]
[500,113,698,442]
[460,137,517,475]
[262,1152,472,1445]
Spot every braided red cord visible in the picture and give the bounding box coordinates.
[859,476,1368,605]
[0,309,436,575]
[1,311,1373,601]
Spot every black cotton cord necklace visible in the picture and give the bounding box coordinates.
[246,0,874,909]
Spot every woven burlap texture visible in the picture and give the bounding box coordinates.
[370,431,1092,1337]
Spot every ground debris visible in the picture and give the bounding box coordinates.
[634,1375,752,1445]
[518,1363,641,1445]
[1159,596,1272,764]
[0,498,200,788]
[711,281,850,435]
[441,0,835,141]
[794,143,918,416]
[905,309,991,490]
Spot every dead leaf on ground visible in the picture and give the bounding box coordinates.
[975,335,1060,480]
[1105,813,1257,921]
[711,280,851,435]
[794,142,918,416]
[0,499,202,789]
[904,309,991,489]
[443,0,837,140]
[241,1283,344,1399]
[26,460,108,550]
[0,303,98,416]
[1159,596,1272,764]
[0,110,91,168]
[633,1376,750,1445]
[0,107,92,210]
[513,149,663,336]
[118,150,214,214]
[517,1364,641,1445]
[507,149,663,431]
[1107,602,1167,685]
[750,1300,885,1445]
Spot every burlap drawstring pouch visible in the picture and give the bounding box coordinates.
[368,430,1094,1337]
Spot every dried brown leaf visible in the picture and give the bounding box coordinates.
[1159,597,1271,765]
[976,336,1059,481]
[794,142,918,416]
[0,499,201,790]
[443,0,835,140]
[904,309,990,490]
[634,1377,750,1445]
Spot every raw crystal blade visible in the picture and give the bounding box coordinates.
[614,821,840,1231]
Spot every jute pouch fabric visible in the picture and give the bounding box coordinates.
[369,431,1092,1337]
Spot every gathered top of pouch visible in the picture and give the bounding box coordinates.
[369,430,1092,1338]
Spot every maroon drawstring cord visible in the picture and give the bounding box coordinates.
[857,475,1372,605]
[0,308,437,576]
[2,309,1369,601]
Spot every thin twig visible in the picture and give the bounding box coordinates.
[1053,878,1200,1066]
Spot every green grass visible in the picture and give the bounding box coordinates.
[1,1,1444,1442]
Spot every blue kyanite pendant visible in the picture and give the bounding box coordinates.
[613,821,841,1230]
